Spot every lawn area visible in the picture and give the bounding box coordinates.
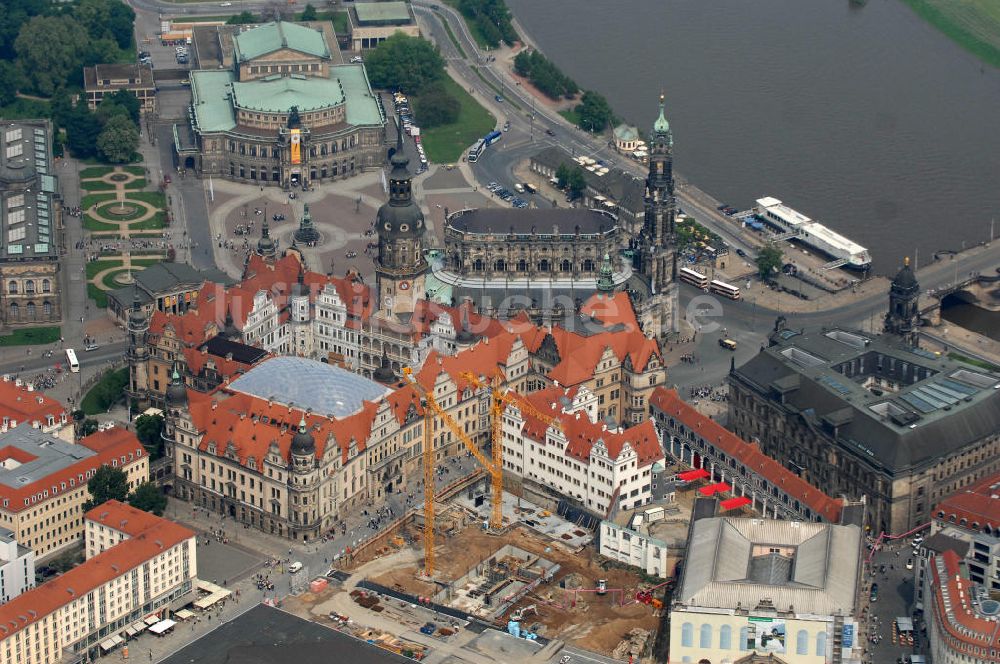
[87,283,109,308]
[559,108,581,127]
[419,76,496,163]
[79,166,115,179]
[123,178,148,190]
[80,368,129,415]
[127,191,166,208]
[333,12,350,35]
[948,351,1000,372]
[86,260,122,280]
[80,180,118,192]
[442,0,492,50]
[0,98,51,121]
[81,192,117,210]
[123,166,146,176]
[0,326,60,347]
[901,0,1000,68]
[83,215,124,232]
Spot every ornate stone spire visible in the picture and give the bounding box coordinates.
[597,252,615,292]
[653,93,670,135]
[294,203,320,244]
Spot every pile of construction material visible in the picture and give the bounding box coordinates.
[612,628,651,660]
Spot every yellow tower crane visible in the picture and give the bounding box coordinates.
[402,367,504,577]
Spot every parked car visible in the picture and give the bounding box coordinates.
[288,561,303,573]
[905,559,914,571]
[869,584,878,602]
[494,95,503,103]
[545,128,555,137]
[350,56,363,63]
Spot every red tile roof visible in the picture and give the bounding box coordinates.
[546,326,660,386]
[511,387,662,467]
[579,291,640,331]
[933,472,1000,535]
[929,550,1000,651]
[649,387,844,523]
[0,428,146,514]
[0,380,67,427]
[147,254,373,347]
[0,506,193,640]
[85,499,164,537]
[187,389,381,465]
[416,332,521,391]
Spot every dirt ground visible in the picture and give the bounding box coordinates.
[371,523,660,655]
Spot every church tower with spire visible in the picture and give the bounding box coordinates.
[125,284,150,406]
[631,94,679,338]
[374,124,427,318]
[884,256,920,346]
[637,94,677,292]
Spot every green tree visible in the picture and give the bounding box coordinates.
[576,90,614,133]
[15,15,91,96]
[365,33,445,94]
[99,89,141,125]
[457,0,517,48]
[0,0,50,62]
[300,3,318,21]
[64,102,102,159]
[566,166,587,198]
[555,162,571,189]
[85,465,129,511]
[0,62,22,107]
[128,482,167,516]
[412,81,459,128]
[97,113,139,163]
[73,0,135,51]
[756,244,784,280]
[133,414,164,458]
[226,11,257,25]
[80,418,99,436]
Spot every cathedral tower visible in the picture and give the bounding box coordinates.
[125,284,149,406]
[638,94,677,293]
[884,257,920,346]
[375,124,427,317]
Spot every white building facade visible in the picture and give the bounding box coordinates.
[501,386,663,515]
[0,527,34,603]
[599,518,670,578]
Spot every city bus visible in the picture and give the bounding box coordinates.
[65,348,80,373]
[678,267,709,290]
[709,279,741,300]
[468,139,486,163]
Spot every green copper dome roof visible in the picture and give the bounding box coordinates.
[653,94,670,134]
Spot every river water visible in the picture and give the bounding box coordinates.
[506,0,1000,274]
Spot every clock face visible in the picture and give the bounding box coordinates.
[399,281,410,290]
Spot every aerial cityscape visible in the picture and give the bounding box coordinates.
[0,1,998,664]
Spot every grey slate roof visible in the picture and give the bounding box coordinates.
[732,327,1000,474]
[446,207,618,236]
[678,517,861,616]
[0,425,95,489]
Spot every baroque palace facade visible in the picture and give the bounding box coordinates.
[174,21,385,188]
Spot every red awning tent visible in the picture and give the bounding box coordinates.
[698,482,731,496]
[721,496,752,511]
[677,468,710,481]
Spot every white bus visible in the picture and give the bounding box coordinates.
[709,279,741,300]
[467,139,486,163]
[65,348,80,373]
[679,267,709,289]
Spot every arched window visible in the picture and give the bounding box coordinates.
[796,630,809,655]
[24,280,34,294]
[681,623,693,648]
[494,259,506,272]
[26,302,35,319]
[43,302,52,316]
[583,259,594,271]
[517,259,527,271]
[7,281,15,294]
[473,259,484,271]
[719,624,732,650]
[739,627,749,650]
[560,259,571,272]
[699,624,712,648]
[42,279,50,293]
[538,259,549,272]
[815,631,827,656]
[9,303,18,320]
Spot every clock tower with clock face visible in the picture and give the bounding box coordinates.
[375,124,427,318]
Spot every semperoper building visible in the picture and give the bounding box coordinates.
[175,21,385,188]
